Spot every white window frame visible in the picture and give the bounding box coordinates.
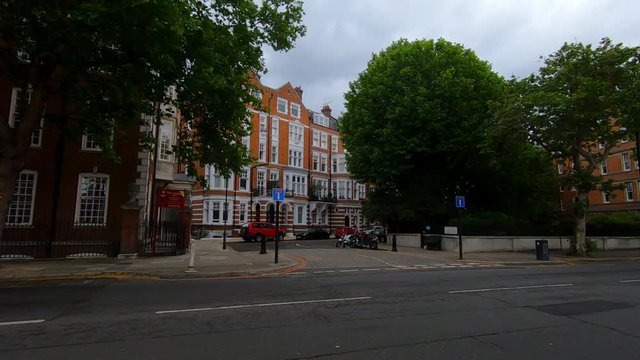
[288,148,303,168]
[623,153,631,172]
[271,117,279,141]
[312,152,320,171]
[320,154,328,173]
[203,200,232,225]
[259,113,267,139]
[295,204,306,225]
[320,133,328,149]
[290,102,301,119]
[277,97,288,114]
[158,120,173,161]
[259,140,267,162]
[74,173,110,225]
[625,182,634,201]
[600,160,608,175]
[239,203,248,223]
[271,142,279,164]
[239,168,249,192]
[602,192,610,204]
[285,173,307,196]
[331,136,339,152]
[289,123,304,146]
[557,163,565,175]
[5,170,38,225]
[257,169,267,196]
[9,87,44,148]
[82,133,102,151]
[312,130,320,147]
[205,165,234,190]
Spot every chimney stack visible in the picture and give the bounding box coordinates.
[321,105,332,118]
[294,86,303,99]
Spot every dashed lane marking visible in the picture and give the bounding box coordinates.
[449,283,574,294]
[619,279,640,283]
[0,319,46,327]
[156,296,373,314]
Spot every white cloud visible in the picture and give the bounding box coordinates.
[261,0,640,116]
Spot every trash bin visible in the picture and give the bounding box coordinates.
[535,240,549,261]
[425,235,442,251]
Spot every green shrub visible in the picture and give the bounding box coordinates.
[587,212,640,236]
[586,238,598,253]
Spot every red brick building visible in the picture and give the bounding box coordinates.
[191,78,368,237]
[1,82,192,258]
[557,139,640,214]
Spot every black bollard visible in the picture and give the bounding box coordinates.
[392,234,397,252]
[259,236,267,254]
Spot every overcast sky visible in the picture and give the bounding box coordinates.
[260,0,640,117]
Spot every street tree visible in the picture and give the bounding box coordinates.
[496,38,639,255]
[341,38,505,229]
[0,0,305,237]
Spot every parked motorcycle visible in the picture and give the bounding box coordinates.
[336,233,354,248]
[351,231,379,250]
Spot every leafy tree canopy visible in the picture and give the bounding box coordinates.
[341,38,507,227]
[495,38,640,254]
[0,0,305,235]
[0,0,305,174]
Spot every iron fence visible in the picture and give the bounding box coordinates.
[1,223,119,259]
[137,221,188,256]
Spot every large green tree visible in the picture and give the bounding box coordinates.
[341,38,506,229]
[497,38,639,255]
[0,0,305,237]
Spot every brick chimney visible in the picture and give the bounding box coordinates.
[294,86,303,99]
[321,105,332,118]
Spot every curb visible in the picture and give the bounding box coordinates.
[0,253,305,284]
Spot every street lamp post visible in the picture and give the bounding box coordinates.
[223,176,229,250]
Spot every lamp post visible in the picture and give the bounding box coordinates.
[223,176,229,250]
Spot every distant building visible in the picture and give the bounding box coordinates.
[191,79,368,237]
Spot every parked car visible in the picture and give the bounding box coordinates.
[364,226,386,238]
[294,228,331,240]
[334,226,356,239]
[240,222,286,242]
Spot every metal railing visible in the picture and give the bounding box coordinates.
[1,223,118,259]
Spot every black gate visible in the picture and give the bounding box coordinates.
[1,223,119,259]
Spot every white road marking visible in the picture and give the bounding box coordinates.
[385,268,400,271]
[295,243,308,248]
[619,279,640,283]
[363,268,381,271]
[156,296,373,314]
[0,319,46,326]
[339,269,359,273]
[355,254,399,268]
[313,270,335,274]
[287,272,306,275]
[449,283,574,294]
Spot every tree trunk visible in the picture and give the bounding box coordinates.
[571,191,588,256]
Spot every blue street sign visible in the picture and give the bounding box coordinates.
[272,188,285,202]
[455,196,465,209]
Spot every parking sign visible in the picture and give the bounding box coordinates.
[272,188,285,201]
[455,196,465,208]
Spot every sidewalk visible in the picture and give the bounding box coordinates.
[1,240,639,283]
[0,238,299,282]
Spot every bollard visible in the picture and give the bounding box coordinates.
[185,239,197,273]
[260,237,267,254]
[392,234,397,252]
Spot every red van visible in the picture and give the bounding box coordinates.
[240,222,286,242]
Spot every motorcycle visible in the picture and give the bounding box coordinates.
[336,233,354,248]
[351,231,379,250]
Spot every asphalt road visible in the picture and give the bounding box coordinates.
[1,260,640,359]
